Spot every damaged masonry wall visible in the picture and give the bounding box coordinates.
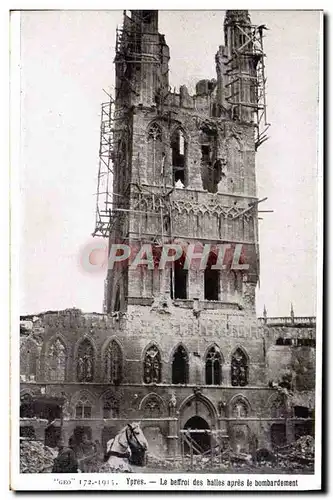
[20,10,316,460]
[20,308,316,456]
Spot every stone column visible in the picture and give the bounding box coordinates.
[61,423,71,446]
[285,395,295,444]
[167,394,178,457]
[34,421,48,442]
[285,417,295,444]
[167,419,179,458]
[222,363,231,385]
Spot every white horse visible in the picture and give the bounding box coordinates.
[100,422,148,473]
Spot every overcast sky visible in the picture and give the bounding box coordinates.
[19,10,321,317]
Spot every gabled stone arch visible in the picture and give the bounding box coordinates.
[146,120,164,141]
[141,341,164,362]
[229,344,250,362]
[20,387,35,397]
[230,346,249,387]
[228,394,252,418]
[170,122,189,141]
[73,334,98,360]
[139,392,166,417]
[101,337,123,384]
[266,393,286,419]
[71,389,97,419]
[45,335,68,382]
[169,342,189,363]
[99,389,121,418]
[20,337,40,381]
[142,343,163,384]
[71,389,97,406]
[101,335,124,356]
[170,343,189,385]
[204,343,224,362]
[204,344,223,385]
[179,392,218,429]
[43,332,69,352]
[74,336,97,382]
[170,125,189,188]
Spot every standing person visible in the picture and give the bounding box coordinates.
[52,437,78,473]
[78,434,97,472]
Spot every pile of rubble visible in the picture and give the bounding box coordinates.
[146,452,183,471]
[184,448,255,472]
[144,437,314,473]
[276,435,314,467]
[20,439,58,473]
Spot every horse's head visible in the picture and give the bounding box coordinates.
[126,422,148,453]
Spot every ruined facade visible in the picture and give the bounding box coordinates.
[20,10,316,457]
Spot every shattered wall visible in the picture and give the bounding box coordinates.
[20,309,316,455]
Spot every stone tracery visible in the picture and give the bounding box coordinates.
[143,344,162,384]
[77,339,94,382]
[231,348,248,387]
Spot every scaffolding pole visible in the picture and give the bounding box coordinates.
[225,22,270,149]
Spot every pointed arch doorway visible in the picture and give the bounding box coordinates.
[183,416,211,454]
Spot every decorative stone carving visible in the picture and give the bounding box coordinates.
[205,346,222,385]
[271,397,286,419]
[104,340,122,384]
[144,345,162,384]
[48,338,66,382]
[231,348,248,386]
[142,395,163,417]
[218,400,227,417]
[231,401,248,418]
[77,339,94,382]
[168,392,177,416]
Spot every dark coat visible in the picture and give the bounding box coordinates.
[52,447,78,473]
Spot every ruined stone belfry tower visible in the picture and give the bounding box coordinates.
[95,9,271,455]
[105,9,264,315]
[19,10,316,460]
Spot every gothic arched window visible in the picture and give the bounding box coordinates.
[102,395,119,419]
[142,394,163,417]
[20,339,38,381]
[147,123,164,185]
[171,128,187,187]
[143,344,162,384]
[271,397,286,419]
[205,346,222,385]
[104,340,122,384]
[172,345,189,384]
[75,396,92,419]
[77,339,94,382]
[200,125,221,193]
[48,338,66,382]
[231,347,248,387]
[204,252,220,301]
[231,400,248,418]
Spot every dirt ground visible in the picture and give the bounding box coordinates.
[132,462,314,475]
[130,466,314,474]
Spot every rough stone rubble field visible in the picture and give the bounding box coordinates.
[20,435,315,474]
